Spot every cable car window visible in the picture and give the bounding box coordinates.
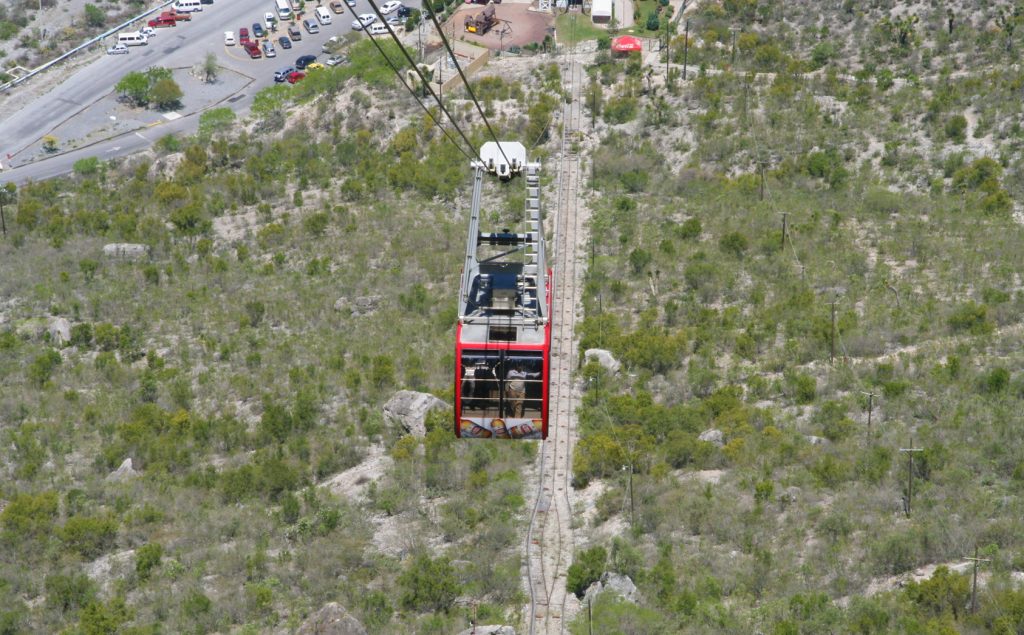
[459,350,544,439]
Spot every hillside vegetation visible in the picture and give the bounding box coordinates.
[0,39,561,634]
[4,0,1024,634]
[566,0,1024,633]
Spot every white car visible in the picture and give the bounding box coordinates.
[352,13,376,29]
[345,0,355,6]
[264,12,277,28]
[366,22,390,35]
[140,26,157,37]
[380,1,402,14]
[224,30,236,45]
[107,42,129,55]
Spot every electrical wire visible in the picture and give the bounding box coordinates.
[423,3,513,168]
[361,25,476,163]
[363,0,484,162]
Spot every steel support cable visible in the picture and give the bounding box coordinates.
[423,5,513,169]
[364,0,484,162]
[362,26,475,162]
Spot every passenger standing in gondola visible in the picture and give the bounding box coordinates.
[506,364,536,417]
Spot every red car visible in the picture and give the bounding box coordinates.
[239,27,250,44]
[244,42,262,58]
[286,70,305,83]
[160,10,189,21]
[148,16,177,27]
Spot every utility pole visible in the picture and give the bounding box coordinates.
[418,19,423,61]
[830,298,838,364]
[622,462,634,528]
[682,19,689,81]
[965,546,990,614]
[899,439,923,516]
[759,160,767,201]
[779,212,787,250]
[730,27,738,65]
[861,391,876,442]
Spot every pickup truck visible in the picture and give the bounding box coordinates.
[160,10,191,21]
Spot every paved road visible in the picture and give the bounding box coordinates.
[0,0,421,184]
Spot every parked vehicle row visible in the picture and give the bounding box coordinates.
[108,0,209,55]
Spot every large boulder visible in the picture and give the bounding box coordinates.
[106,458,139,482]
[296,602,367,635]
[584,572,639,605]
[48,317,71,346]
[698,428,724,447]
[584,348,621,374]
[383,390,448,438]
[456,627,515,635]
[102,243,150,260]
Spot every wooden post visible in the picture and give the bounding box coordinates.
[682,19,689,80]
[780,212,787,250]
[830,299,837,364]
[861,391,876,442]
[965,546,990,614]
[899,439,923,516]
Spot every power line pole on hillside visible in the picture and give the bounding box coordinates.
[861,391,876,442]
[899,439,923,516]
[965,546,990,614]
[682,19,689,80]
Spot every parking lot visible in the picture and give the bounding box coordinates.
[0,0,424,171]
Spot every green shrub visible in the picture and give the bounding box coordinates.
[135,542,163,581]
[398,554,460,612]
[947,301,992,335]
[59,515,118,558]
[45,572,97,615]
[27,348,62,387]
[719,231,749,258]
[786,372,816,404]
[567,546,607,597]
[944,114,967,143]
[677,218,701,240]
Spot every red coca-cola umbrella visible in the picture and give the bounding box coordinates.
[611,36,643,53]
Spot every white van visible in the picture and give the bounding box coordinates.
[172,0,203,12]
[315,6,332,25]
[276,0,292,19]
[118,31,149,46]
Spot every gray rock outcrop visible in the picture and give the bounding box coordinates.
[106,458,139,482]
[584,348,621,374]
[334,295,383,317]
[48,317,71,346]
[102,243,150,260]
[382,390,448,437]
[456,626,515,635]
[584,572,639,605]
[805,435,830,446]
[296,602,367,635]
[698,428,724,447]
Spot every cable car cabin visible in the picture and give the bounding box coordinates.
[455,142,551,440]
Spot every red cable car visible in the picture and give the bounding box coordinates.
[455,142,551,440]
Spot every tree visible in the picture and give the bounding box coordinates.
[203,52,219,83]
[567,546,607,597]
[116,71,150,107]
[42,135,58,153]
[149,78,183,110]
[398,554,460,612]
[83,4,105,27]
